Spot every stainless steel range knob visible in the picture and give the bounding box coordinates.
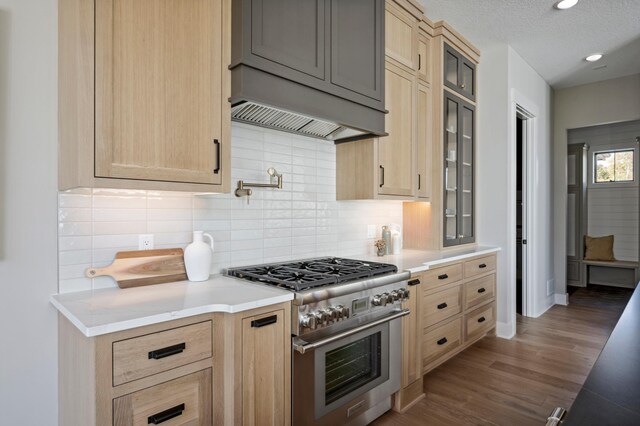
[337,305,350,319]
[403,288,411,300]
[389,290,401,302]
[314,310,329,325]
[372,293,388,307]
[326,307,338,322]
[301,314,317,330]
[398,288,410,300]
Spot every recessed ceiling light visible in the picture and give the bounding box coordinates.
[586,53,603,62]
[555,0,579,10]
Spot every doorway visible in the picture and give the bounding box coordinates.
[515,108,531,317]
[516,116,524,315]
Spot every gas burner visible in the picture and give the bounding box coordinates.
[227,257,397,291]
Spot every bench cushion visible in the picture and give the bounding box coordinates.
[584,235,615,261]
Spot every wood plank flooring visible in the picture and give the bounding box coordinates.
[373,285,633,426]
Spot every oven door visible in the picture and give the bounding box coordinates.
[293,309,408,425]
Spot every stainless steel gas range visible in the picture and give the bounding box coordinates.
[228,257,411,425]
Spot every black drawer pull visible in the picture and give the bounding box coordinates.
[213,139,221,174]
[477,287,486,294]
[379,165,385,187]
[477,316,486,323]
[408,279,421,286]
[148,343,186,360]
[437,273,449,280]
[478,263,487,269]
[148,403,185,424]
[251,315,278,328]
[437,337,447,345]
[437,302,448,310]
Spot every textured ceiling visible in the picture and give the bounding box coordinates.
[419,0,640,89]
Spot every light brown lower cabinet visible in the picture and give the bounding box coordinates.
[393,252,497,412]
[58,302,291,426]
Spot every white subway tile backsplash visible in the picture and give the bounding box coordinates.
[58,123,403,293]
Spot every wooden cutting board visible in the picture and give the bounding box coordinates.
[85,248,188,289]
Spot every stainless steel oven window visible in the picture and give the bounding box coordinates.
[314,322,390,419]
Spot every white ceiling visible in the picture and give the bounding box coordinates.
[419,0,640,89]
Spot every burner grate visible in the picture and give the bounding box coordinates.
[228,257,398,291]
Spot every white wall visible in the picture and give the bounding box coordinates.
[477,43,554,338]
[0,0,59,424]
[476,43,510,331]
[58,123,404,293]
[553,74,640,294]
[507,47,555,318]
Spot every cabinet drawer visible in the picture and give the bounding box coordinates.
[464,254,496,278]
[465,303,495,341]
[423,263,463,289]
[423,285,461,327]
[113,368,212,425]
[464,274,495,309]
[422,318,461,368]
[113,321,212,386]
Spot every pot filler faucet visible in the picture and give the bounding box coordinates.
[235,167,283,202]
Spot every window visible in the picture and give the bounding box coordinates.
[594,149,634,183]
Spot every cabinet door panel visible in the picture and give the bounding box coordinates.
[418,36,430,82]
[330,0,383,101]
[385,3,416,70]
[417,83,432,199]
[113,369,212,426]
[251,0,325,79]
[443,91,474,246]
[378,62,415,197]
[242,310,287,426]
[95,0,222,184]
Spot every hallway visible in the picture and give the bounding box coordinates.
[374,285,632,425]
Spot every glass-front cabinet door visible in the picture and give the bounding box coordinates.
[444,91,475,247]
[443,43,476,101]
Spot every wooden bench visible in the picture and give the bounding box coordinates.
[582,260,639,288]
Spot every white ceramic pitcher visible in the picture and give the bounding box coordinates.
[184,231,214,282]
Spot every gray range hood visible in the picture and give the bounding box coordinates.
[231,0,386,143]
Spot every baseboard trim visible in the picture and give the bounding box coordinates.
[496,321,515,339]
[554,293,568,305]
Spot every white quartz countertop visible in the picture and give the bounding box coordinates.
[361,245,501,274]
[50,275,293,337]
[51,246,499,337]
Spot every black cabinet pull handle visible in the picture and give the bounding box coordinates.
[478,263,487,269]
[477,316,486,323]
[477,287,486,294]
[418,53,421,70]
[213,139,221,174]
[418,174,421,190]
[437,337,447,345]
[148,403,185,424]
[251,315,278,328]
[148,343,186,360]
[408,279,421,286]
[437,274,448,280]
[437,302,448,310]
[379,165,385,187]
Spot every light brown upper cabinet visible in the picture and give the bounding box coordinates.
[385,1,418,71]
[59,0,231,192]
[417,35,431,83]
[378,61,417,197]
[336,0,425,200]
[336,59,416,200]
[417,82,432,200]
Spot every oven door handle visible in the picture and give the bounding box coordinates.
[293,309,410,354]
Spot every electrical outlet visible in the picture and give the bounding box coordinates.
[367,224,376,239]
[138,234,154,250]
[547,279,555,296]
